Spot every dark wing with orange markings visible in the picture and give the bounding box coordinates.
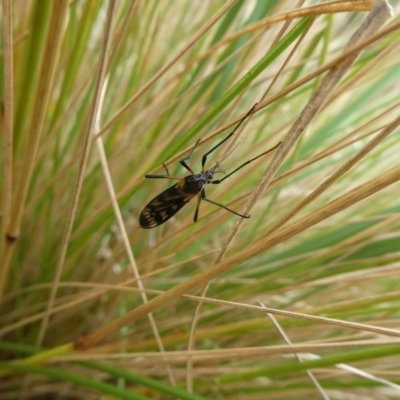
[139,180,197,229]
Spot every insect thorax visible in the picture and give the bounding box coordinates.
[184,171,213,193]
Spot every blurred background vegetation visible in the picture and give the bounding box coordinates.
[1,0,400,398]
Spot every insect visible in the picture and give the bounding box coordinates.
[139,104,280,229]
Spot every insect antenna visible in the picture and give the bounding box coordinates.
[201,103,258,172]
[210,141,281,185]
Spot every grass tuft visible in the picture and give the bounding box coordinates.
[2,1,400,398]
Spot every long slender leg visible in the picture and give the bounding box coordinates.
[210,141,281,184]
[201,189,250,218]
[147,139,200,179]
[162,162,170,175]
[193,193,202,222]
[179,139,201,174]
[145,163,180,179]
[146,162,179,179]
[145,173,182,179]
[201,103,258,171]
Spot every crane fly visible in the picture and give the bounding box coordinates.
[139,103,280,229]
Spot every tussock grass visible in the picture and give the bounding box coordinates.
[2,0,400,398]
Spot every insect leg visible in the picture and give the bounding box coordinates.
[145,170,182,180]
[146,139,200,179]
[162,162,170,175]
[201,189,250,218]
[145,163,186,180]
[193,193,202,222]
[201,103,258,171]
[210,141,281,184]
[145,162,181,179]
[179,139,201,174]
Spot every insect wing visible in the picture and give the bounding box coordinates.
[139,182,196,229]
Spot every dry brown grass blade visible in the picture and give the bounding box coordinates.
[180,293,400,340]
[1,0,14,256]
[36,0,117,346]
[0,29,29,57]
[0,0,70,302]
[94,85,177,384]
[63,340,400,364]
